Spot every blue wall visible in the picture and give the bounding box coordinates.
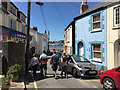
[75,9,107,70]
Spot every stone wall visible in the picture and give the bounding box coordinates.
[2,42,25,76]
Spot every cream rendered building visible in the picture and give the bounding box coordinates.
[107,3,120,69]
[0,1,27,43]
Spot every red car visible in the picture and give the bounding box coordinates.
[100,66,120,90]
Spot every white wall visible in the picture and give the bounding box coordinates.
[67,25,72,54]
[107,4,120,69]
[30,29,48,55]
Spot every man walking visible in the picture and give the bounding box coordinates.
[50,51,60,79]
[39,51,48,77]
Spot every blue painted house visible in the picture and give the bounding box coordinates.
[74,2,113,70]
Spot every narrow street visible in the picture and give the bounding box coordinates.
[26,59,102,89]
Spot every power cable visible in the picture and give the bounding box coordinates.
[54,2,66,27]
[40,7,48,31]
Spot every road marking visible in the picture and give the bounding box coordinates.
[30,72,38,90]
[34,81,38,90]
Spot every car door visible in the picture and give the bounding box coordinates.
[114,67,120,87]
[66,55,74,73]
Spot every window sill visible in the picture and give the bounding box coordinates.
[90,59,102,63]
[112,26,120,30]
[90,29,102,33]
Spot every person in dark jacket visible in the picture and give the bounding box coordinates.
[50,51,60,79]
[60,53,68,78]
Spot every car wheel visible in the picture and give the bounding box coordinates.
[72,68,78,78]
[103,78,116,90]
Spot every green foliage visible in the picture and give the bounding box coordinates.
[2,64,22,85]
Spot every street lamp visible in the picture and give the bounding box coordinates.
[25,0,43,76]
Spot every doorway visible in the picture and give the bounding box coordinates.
[78,42,84,56]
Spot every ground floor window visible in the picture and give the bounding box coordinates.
[92,44,101,59]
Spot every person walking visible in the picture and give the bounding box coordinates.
[50,51,60,79]
[60,53,68,78]
[39,51,48,77]
[29,53,39,78]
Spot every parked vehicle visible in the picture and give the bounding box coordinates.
[100,66,120,90]
[66,55,98,77]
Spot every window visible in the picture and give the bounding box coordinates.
[9,18,16,30]
[114,7,120,26]
[21,16,25,22]
[92,44,101,59]
[9,5,16,15]
[92,13,101,30]
[21,25,25,33]
[115,68,120,72]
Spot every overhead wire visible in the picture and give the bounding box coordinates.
[40,6,48,31]
[54,2,66,27]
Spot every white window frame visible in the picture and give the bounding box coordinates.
[114,7,120,27]
[92,13,101,32]
[92,44,101,62]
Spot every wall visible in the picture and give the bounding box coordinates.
[75,9,107,70]
[107,4,120,69]
[67,25,73,54]
[2,42,25,76]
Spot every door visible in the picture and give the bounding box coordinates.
[79,42,84,56]
[118,43,120,66]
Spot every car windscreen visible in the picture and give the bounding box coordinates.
[72,55,90,62]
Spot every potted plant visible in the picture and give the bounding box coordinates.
[2,64,22,86]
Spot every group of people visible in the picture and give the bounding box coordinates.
[29,51,68,79]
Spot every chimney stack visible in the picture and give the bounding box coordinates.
[80,0,88,14]
[33,27,38,31]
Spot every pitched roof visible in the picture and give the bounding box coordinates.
[74,2,118,20]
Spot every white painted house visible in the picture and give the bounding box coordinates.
[30,27,48,55]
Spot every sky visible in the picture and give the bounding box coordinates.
[12,1,99,41]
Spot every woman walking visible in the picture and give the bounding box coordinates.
[29,53,39,78]
[60,53,68,78]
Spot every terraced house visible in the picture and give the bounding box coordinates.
[0,1,28,43]
[74,1,120,70]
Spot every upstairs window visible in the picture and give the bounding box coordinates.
[92,13,101,30]
[9,18,16,30]
[9,5,16,15]
[114,7,120,26]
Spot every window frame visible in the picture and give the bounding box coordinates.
[92,13,101,31]
[92,44,101,61]
[114,6,120,27]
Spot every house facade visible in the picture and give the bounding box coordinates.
[74,2,108,70]
[30,27,48,55]
[0,1,28,43]
[64,21,75,55]
[74,2,120,70]
[107,3,120,69]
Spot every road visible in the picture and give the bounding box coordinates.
[26,59,103,89]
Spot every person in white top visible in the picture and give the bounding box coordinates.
[39,51,48,77]
[29,53,39,77]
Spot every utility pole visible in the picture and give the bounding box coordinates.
[25,0,43,76]
[25,0,31,76]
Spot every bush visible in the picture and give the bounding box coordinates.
[2,64,22,85]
